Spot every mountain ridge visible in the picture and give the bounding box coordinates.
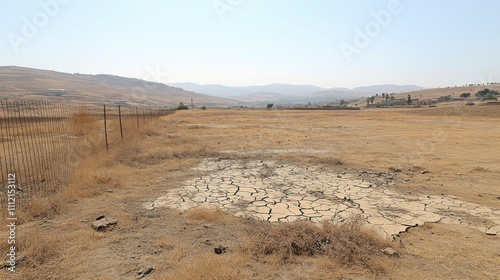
[169,82,426,104]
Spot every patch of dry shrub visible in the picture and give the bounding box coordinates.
[184,207,228,223]
[167,252,243,280]
[16,228,62,268]
[246,217,390,273]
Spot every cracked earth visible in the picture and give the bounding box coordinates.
[147,158,500,239]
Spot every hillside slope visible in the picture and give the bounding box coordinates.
[395,84,500,100]
[0,66,237,107]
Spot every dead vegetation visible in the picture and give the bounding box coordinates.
[12,226,63,276]
[245,217,390,274]
[185,207,229,223]
[167,252,244,280]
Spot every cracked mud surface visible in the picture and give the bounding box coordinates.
[148,158,500,238]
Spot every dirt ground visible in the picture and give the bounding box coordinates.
[2,106,499,279]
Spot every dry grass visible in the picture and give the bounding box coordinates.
[166,252,244,280]
[22,195,62,219]
[246,217,390,274]
[184,207,229,223]
[69,109,99,136]
[16,227,62,268]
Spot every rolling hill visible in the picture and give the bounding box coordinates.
[169,82,426,105]
[0,66,238,107]
[392,84,500,100]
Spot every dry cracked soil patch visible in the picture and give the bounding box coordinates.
[148,158,500,239]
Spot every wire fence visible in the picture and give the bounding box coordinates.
[0,100,173,210]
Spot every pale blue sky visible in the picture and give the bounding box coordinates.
[2,0,499,88]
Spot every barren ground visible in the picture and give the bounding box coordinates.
[2,106,500,279]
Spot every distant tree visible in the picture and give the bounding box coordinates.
[177,102,189,110]
[200,106,207,110]
[476,89,499,98]
[460,93,471,98]
[340,99,347,105]
[266,103,274,109]
[366,98,370,106]
[483,94,498,100]
[407,94,412,105]
[370,96,375,104]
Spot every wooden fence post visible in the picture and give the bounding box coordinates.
[104,105,108,151]
[118,105,123,140]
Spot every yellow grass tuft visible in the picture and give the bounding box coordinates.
[167,252,243,280]
[184,207,229,223]
[69,109,98,136]
[17,227,62,268]
[246,217,390,274]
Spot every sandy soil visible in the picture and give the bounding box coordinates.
[2,106,499,279]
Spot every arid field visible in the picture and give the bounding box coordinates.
[2,106,499,279]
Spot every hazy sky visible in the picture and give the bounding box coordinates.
[2,0,500,88]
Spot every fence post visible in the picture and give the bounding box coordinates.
[103,105,108,151]
[136,107,139,129]
[118,105,123,140]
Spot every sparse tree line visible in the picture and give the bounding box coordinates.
[366,93,395,105]
[466,82,499,87]
[474,88,499,100]
[366,88,499,107]
[458,89,499,100]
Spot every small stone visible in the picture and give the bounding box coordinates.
[485,228,497,236]
[381,247,399,257]
[96,214,105,220]
[137,266,154,279]
[214,245,227,254]
[420,170,429,174]
[107,189,113,193]
[91,217,118,231]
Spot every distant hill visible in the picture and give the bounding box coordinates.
[0,66,237,107]
[393,84,500,100]
[230,92,290,103]
[168,83,325,98]
[169,82,424,105]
